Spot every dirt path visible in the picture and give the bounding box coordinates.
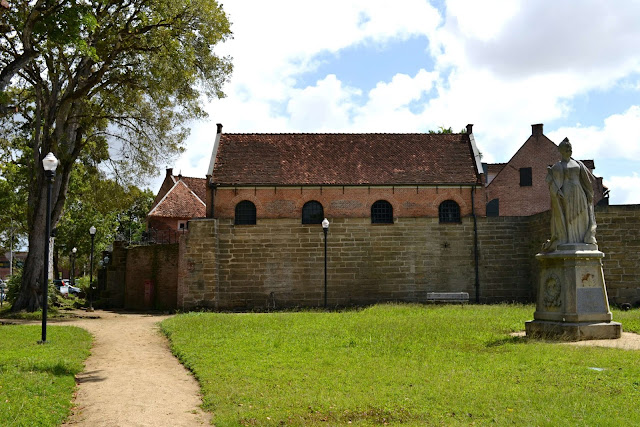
[55,310,210,426]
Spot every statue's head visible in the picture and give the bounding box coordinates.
[559,137,572,156]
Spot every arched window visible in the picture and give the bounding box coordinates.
[371,200,393,224]
[235,201,256,225]
[439,200,461,223]
[302,201,324,224]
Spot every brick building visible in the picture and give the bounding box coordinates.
[483,123,608,216]
[147,169,206,231]
[205,124,484,223]
[113,122,634,311]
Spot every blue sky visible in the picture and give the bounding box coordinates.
[163,0,640,205]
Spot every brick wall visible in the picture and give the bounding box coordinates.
[485,134,560,216]
[148,216,188,231]
[103,241,127,307]
[213,186,483,220]
[124,244,179,310]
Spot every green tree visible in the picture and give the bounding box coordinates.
[53,163,154,279]
[2,0,232,311]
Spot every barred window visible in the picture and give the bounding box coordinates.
[439,200,461,223]
[371,200,393,224]
[302,201,324,224]
[235,201,256,225]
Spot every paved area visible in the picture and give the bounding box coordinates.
[512,331,640,349]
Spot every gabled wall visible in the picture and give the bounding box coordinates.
[485,126,560,216]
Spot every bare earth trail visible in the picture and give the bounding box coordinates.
[54,310,211,426]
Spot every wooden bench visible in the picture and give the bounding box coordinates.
[426,292,470,305]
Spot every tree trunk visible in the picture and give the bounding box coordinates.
[53,245,60,280]
[11,193,47,311]
[11,168,66,312]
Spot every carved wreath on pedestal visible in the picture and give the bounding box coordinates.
[543,273,562,308]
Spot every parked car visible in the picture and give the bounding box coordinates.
[0,279,6,301]
[53,279,70,290]
[57,280,81,296]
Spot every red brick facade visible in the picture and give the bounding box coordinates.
[484,124,607,217]
[207,128,484,222]
[212,186,481,221]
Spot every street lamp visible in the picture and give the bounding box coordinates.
[71,247,77,286]
[88,225,96,312]
[40,152,58,344]
[322,218,329,309]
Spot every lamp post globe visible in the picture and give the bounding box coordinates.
[322,218,329,309]
[42,152,59,172]
[88,226,96,312]
[40,152,58,344]
[71,247,77,286]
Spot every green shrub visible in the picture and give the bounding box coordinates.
[4,268,22,304]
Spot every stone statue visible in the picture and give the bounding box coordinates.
[542,138,597,252]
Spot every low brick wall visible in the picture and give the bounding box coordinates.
[124,244,179,310]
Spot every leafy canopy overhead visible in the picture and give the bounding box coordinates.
[1,0,233,311]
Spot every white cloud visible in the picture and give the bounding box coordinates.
[606,173,640,204]
[160,0,640,202]
[547,106,640,160]
[286,75,361,131]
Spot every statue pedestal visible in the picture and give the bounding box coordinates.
[525,243,621,341]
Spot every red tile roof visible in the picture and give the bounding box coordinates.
[178,176,206,202]
[148,180,205,218]
[212,133,480,186]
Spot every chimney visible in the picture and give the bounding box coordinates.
[166,167,173,177]
[531,123,543,136]
[216,123,223,134]
[466,124,473,135]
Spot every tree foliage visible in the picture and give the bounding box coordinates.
[1,0,232,311]
[53,163,154,277]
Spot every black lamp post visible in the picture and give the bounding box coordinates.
[71,247,77,286]
[41,152,58,344]
[322,218,329,309]
[88,226,96,312]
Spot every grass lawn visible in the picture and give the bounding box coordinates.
[162,304,640,426]
[0,324,92,426]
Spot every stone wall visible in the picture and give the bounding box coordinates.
[116,205,640,311]
[476,216,536,302]
[180,216,533,310]
[595,205,640,305]
[177,219,218,309]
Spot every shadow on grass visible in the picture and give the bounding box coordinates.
[486,335,528,347]
[22,361,80,377]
